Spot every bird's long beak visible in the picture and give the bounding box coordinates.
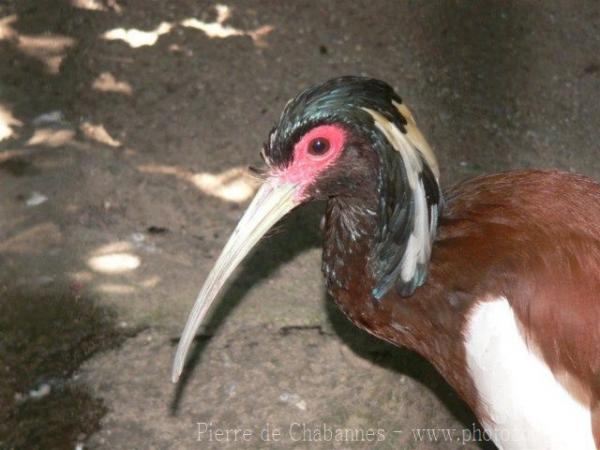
[172,179,299,383]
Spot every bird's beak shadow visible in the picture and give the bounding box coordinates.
[169,201,325,414]
[169,330,211,415]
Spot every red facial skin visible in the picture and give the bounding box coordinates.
[270,124,347,201]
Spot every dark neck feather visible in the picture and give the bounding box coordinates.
[370,156,442,299]
[322,196,377,292]
[322,155,441,300]
[320,176,472,419]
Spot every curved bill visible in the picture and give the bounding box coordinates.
[172,180,299,383]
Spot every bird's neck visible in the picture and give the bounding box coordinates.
[322,195,379,294]
[323,161,441,303]
[322,192,444,343]
[322,194,477,409]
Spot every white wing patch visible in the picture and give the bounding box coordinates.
[465,298,595,450]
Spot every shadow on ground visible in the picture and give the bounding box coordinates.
[170,201,325,413]
[327,300,497,450]
[0,281,140,448]
[169,196,496,448]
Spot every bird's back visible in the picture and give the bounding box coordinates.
[435,169,600,449]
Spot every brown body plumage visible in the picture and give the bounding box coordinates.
[325,169,600,442]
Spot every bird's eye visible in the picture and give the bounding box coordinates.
[308,137,330,156]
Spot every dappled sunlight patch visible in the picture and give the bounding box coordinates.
[88,241,143,274]
[69,270,95,283]
[79,243,163,295]
[0,15,76,74]
[0,149,27,164]
[99,4,273,50]
[18,34,76,74]
[139,275,160,288]
[138,164,260,203]
[0,104,22,141]
[70,0,122,13]
[190,167,259,202]
[102,22,172,48]
[71,0,107,11]
[0,223,62,253]
[181,4,274,47]
[96,283,137,294]
[94,276,161,295]
[93,240,133,255]
[27,128,76,147]
[92,71,133,95]
[0,15,15,40]
[88,252,141,274]
[23,121,123,151]
[80,122,122,147]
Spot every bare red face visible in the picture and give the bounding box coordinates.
[271,124,347,201]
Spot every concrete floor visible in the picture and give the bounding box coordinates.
[0,1,598,449]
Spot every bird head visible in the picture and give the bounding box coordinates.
[172,76,441,382]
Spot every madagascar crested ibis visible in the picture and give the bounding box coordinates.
[173,77,600,450]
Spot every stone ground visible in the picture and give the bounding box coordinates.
[0,1,598,449]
